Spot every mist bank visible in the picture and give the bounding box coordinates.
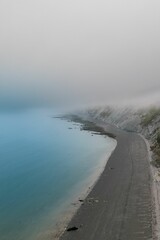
[1,68,160,111]
[0,71,160,111]
[1,0,160,110]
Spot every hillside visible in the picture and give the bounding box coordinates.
[76,106,160,168]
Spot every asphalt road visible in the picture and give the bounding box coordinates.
[60,126,152,240]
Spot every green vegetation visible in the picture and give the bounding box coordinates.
[156,131,160,145]
[141,107,160,126]
[151,130,160,168]
[152,157,160,168]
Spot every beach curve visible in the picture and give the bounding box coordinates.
[59,124,152,240]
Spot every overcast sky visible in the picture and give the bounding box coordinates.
[0,0,160,109]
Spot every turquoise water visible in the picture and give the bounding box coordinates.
[0,109,116,240]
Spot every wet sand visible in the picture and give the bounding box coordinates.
[60,124,152,240]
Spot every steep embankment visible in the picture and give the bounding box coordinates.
[78,106,160,168]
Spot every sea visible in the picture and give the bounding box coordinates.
[0,108,116,240]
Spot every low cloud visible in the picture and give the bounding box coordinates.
[0,0,160,109]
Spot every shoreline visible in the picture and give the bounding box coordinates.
[60,119,153,240]
[50,145,117,240]
[36,118,117,240]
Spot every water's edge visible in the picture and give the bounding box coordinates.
[0,110,117,240]
[48,116,117,240]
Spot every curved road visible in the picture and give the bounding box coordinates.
[60,126,152,240]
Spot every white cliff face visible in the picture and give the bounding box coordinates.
[76,105,160,168]
[76,105,160,148]
[77,106,143,132]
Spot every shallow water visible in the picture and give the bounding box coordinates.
[0,108,116,240]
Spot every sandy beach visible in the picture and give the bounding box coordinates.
[60,124,152,240]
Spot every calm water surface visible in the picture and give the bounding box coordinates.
[0,109,116,240]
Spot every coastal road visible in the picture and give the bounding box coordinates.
[60,127,152,240]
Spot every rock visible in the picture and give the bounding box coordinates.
[87,197,99,204]
[109,167,114,170]
[66,226,78,232]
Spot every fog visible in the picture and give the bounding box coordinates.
[0,0,160,109]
